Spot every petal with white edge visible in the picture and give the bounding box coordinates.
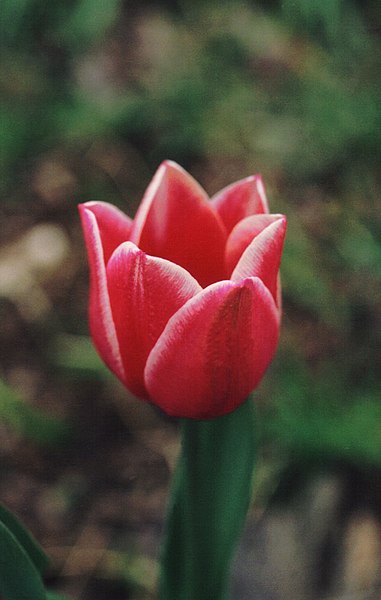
[145,277,279,418]
[107,241,202,398]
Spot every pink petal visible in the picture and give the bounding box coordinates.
[130,161,227,287]
[231,217,287,305]
[145,278,279,419]
[106,242,202,399]
[79,202,133,265]
[210,175,269,234]
[225,214,284,276]
[78,206,125,382]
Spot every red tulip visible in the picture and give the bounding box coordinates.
[79,161,286,419]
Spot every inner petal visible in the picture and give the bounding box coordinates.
[210,175,269,234]
[231,217,287,306]
[130,161,228,287]
[226,214,284,276]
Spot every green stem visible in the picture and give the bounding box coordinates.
[159,399,256,600]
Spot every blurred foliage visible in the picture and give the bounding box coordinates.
[1,0,381,501]
[0,378,71,446]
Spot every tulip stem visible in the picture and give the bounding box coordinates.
[159,399,256,600]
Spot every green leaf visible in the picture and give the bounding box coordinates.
[0,505,49,576]
[159,399,256,600]
[0,520,46,600]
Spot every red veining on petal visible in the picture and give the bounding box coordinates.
[145,278,279,418]
[204,284,253,413]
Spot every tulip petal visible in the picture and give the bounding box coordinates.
[79,206,125,382]
[210,175,269,234]
[79,202,132,264]
[145,278,279,419]
[231,217,287,305]
[130,161,227,287]
[225,214,284,276]
[107,242,202,399]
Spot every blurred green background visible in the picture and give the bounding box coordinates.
[1,1,381,599]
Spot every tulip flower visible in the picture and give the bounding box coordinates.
[79,161,286,419]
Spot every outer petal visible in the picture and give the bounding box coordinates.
[225,214,284,276]
[107,242,202,399]
[145,278,279,419]
[210,175,269,234]
[231,217,287,306]
[78,206,125,382]
[130,161,227,287]
[79,202,133,264]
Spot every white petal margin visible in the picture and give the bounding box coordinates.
[80,206,126,383]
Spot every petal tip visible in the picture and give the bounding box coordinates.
[160,159,182,171]
[78,202,90,215]
[158,160,188,182]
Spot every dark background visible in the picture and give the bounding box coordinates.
[1,1,381,598]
